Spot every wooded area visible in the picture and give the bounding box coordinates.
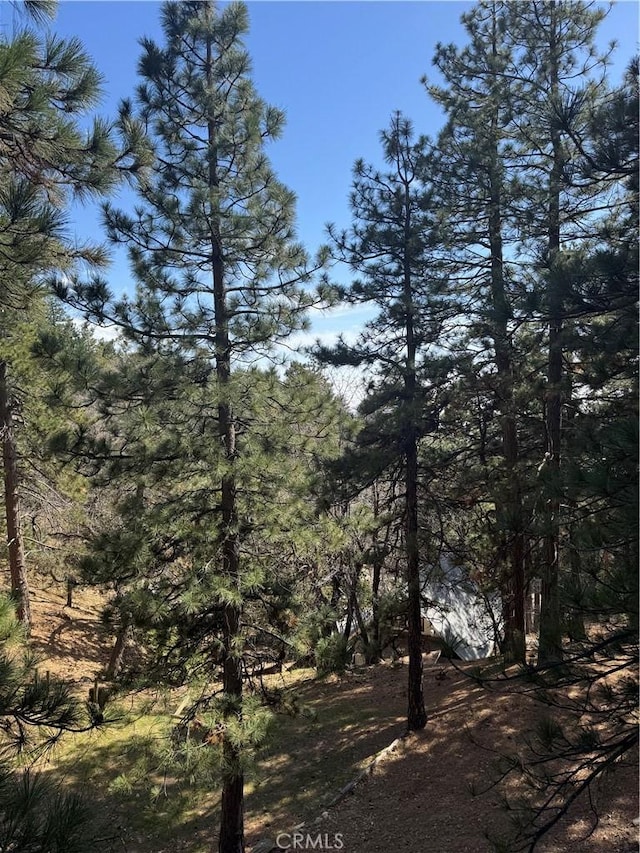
[0,1,637,852]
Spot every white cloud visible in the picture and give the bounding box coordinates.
[285,327,361,353]
[307,302,373,321]
[71,316,122,343]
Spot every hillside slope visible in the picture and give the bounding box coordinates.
[15,576,640,853]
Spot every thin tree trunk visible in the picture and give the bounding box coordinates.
[204,17,244,850]
[340,563,353,645]
[326,572,341,639]
[539,330,563,663]
[565,375,585,643]
[0,361,30,630]
[369,482,386,664]
[350,563,370,650]
[370,556,382,663]
[406,431,426,730]
[342,594,354,644]
[401,168,427,732]
[486,4,525,663]
[215,269,244,853]
[539,7,564,665]
[219,597,243,853]
[106,615,132,679]
[490,209,525,663]
[566,531,586,641]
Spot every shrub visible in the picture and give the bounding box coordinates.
[315,634,350,675]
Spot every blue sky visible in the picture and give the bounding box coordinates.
[9,0,639,349]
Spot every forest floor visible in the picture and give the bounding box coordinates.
[26,576,639,853]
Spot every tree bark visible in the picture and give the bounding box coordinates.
[0,361,31,630]
[368,482,387,664]
[106,615,132,680]
[406,429,426,730]
[219,596,244,853]
[486,4,525,664]
[369,556,382,663]
[337,569,352,643]
[350,564,370,651]
[401,165,427,732]
[204,16,244,850]
[342,598,353,645]
[538,6,564,665]
[215,250,245,853]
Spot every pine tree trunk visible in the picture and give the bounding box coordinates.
[539,8,564,665]
[106,616,132,680]
[487,9,525,663]
[370,556,382,663]
[350,562,370,650]
[403,180,426,732]
[219,596,244,853]
[216,298,245,853]
[370,484,381,652]
[539,319,563,664]
[0,361,31,630]
[369,483,385,664]
[342,590,354,644]
[565,377,585,643]
[406,431,426,730]
[206,22,245,848]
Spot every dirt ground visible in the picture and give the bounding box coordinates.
[29,576,114,685]
[24,577,640,853]
[315,663,638,853]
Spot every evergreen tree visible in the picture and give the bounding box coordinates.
[426,0,623,665]
[462,41,638,853]
[53,354,347,847]
[0,593,98,852]
[506,0,612,664]
[427,0,529,662]
[9,304,112,608]
[558,57,638,635]
[317,112,451,731]
[0,0,127,629]
[60,3,327,850]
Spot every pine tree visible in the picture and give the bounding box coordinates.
[426,0,622,665]
[505,0,613,663]
[427,0,529,662]
[60,3,327,850]
[559,57,638,633]
[462,41,638,853]
[0,0,125,629]
[317,113,451,730]
[0,592,98,852]
[55,355,347,848]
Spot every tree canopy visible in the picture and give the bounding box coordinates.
[0,3,636,852]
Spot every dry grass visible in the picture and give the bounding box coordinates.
[20,576,640,853]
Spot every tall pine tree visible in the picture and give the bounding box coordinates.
[317,113,451,731]
[506,0,612,663]
[61,3,327,850]
[427,0,529,662]
[0,0,125,628]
